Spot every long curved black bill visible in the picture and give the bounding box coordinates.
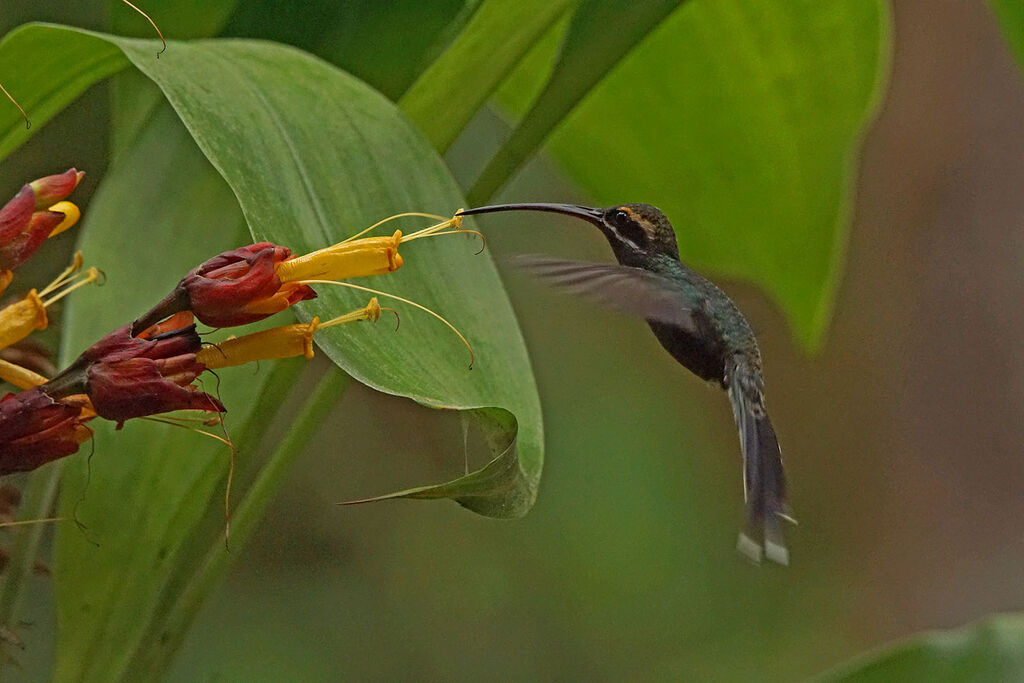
[457,203,603,226]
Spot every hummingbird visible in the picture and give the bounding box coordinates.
[457,203,792,564]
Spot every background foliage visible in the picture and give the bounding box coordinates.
[0,0,1021,680]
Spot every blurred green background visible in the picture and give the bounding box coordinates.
[2,0,1024,680]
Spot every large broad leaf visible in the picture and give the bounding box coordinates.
[0,23,542,681]
[399,0,576,152]
[107,0,241,152]
[492,0,891,349]
[989,0,1024,70]
[220,0,469,101]
[108,0,239,39]
[470,0,685,203]
[817,614,1024,682]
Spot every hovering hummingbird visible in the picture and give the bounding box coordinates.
[457,203,792,564]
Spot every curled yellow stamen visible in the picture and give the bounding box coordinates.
[0,517,71,529]
[398,212,464,241]
[42,267,101,307]
[0,80,30,130]
[0,255,100,351]
[341,212,449,244]
[120,0,167,57]
[197,298,383,370]
[46,201,82,237]
[0,358,47,389]
[142,416,234,448]
[298,280,475,369]
[37,251,84,298]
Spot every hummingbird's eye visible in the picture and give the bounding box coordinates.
[610,208,648,248]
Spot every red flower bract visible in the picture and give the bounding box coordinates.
[0,388,91,475]
[0,168,83,271]
[28,169,84,209]
[43,314,225,424]
[132,243,316,333]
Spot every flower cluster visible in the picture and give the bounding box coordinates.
[0,181,476,476]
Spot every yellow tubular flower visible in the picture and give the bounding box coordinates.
[46,201,81,237]
[197,298,383,370]
[0,290,46,351]
[0,270,13,298]
[0,358,47,390]
[275,212,477,285]
[276,231,404,283]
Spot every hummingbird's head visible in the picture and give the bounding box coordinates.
[597,203,679,262]
[457,202,680,264]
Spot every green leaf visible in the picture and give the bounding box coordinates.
[989,0,1024,70]
[0,28,127,159]
[109,34,542,514]
[0,23,541,679]
[108,0,241,153]
[817,614,1024,682]
[471,0,685,204]
[108,0,240,40]
[221,0,469,101]
[492,0,891,349]
[399,0,576,152]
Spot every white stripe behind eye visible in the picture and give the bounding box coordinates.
[606,223,642,251]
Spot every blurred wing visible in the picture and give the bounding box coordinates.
[509,254,696,333]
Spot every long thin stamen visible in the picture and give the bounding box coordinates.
[141,416,234,448]
[400,213,463,241]
[397,213,485,253]
[318,297,383,329]
[42,268,101,307]
[0,81,30,129]
[38,252,84,298]
[120,0,167,57]
[298,280,475,369]
[341,212,449,244]
[0,517,69,528]
[402,228,486,254]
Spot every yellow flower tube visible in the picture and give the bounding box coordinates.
[0,290,46,351]
[197,298,383,370]
[0,358,47,390]
[276,231,404,283]
[274,211,477,285]
[46,201,81,237]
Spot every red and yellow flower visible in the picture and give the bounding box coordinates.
[0,169,83,292]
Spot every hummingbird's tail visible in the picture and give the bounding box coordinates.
[726,358,792,565]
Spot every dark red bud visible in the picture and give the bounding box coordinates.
[0,169,83,271]
[0,186,34,245]
[0,209,64,270]
[28,169,84,209]
[86,356,224,423]
[43,319,225,424]
[132,243,316,332]
[0,388,91,475]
